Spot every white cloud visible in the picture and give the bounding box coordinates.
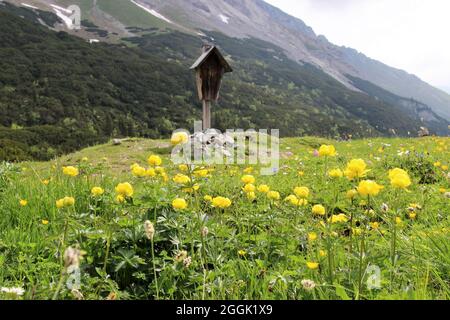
[265,0,450,89]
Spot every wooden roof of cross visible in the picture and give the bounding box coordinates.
[190,45,233,73]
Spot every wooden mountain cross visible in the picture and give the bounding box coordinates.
[190,44,232,130]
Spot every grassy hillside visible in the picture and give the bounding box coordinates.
[96,0,171,29]
[0,136,448,299]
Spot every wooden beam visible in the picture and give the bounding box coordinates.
[202,100,211,130]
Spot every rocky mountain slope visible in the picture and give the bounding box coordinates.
[137,0,450,120]
[7,0,450,120]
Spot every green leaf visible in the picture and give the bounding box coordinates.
[335,283,351,300]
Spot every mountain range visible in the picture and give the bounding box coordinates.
[0,0,449,161]
[8,0,450,121]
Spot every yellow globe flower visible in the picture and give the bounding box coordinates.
[388,168,408,180]
[56,196,75,208]
[328,169,343,178]
[294,186,310,198]
[243,167,254,174]
[148,155,162,167]
[173,174,191,185]
[319,250,327,257]
[182,184,200,193]
[170,131,189,145]
[241,175,255,184]
[179,164,188,172]
[204,195,213,202]
[344,159,369,180]
[91,187,104,196]
[155,166,165,174]
[42,179,50,185]
[370,222,380,230]
[115,182,134,197]
[243,183,256,193]
[357,180,384,196]
[193,169,209,178]
[63,166,79,177]
[212,196,232,209]
[19,199,28,207]
[318,145,336,157]
[56,199,65,209]
[285,194,299,206]
[63,197,75,207]
[267,191,281,200]
[246,192,256,201]
[131,164,146,177]
[308,232,318,241]
[306,261,319,270]
[257,184,270,193]
[390,173,411,189]
[312,204,326,216]
[42,220,49,225]
[116,195,125,203]
[238,249,247,257]
[297,198,308,206]
[329,214,348,223]
[346,189,358,199]
[172,198,188,210]
[145,168,156,177]
[389,168,411,190]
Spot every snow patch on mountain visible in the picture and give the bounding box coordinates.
[21,3,38,10]
[218,14,229,24]
[130,0,172,24]
[50,4,72,14]
[51,5,74,28]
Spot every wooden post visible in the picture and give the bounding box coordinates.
[202,100,211,130]
[191,45,232,131]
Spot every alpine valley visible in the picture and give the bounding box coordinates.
[0,0,449,161]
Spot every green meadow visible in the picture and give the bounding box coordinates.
[0,136,448,300]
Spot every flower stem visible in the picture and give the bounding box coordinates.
[357,230,365,300]
[103,230,111,273]
[150,238,160,300]
[52,270,65,300]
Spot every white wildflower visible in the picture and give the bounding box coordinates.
[175,250,188,263]
[1,286,25,296]
[300,279,316,291]
[144,220,155,240]
[201,226,209,237]
[183,256,192,268]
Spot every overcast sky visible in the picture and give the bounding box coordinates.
[265,0,450,93]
